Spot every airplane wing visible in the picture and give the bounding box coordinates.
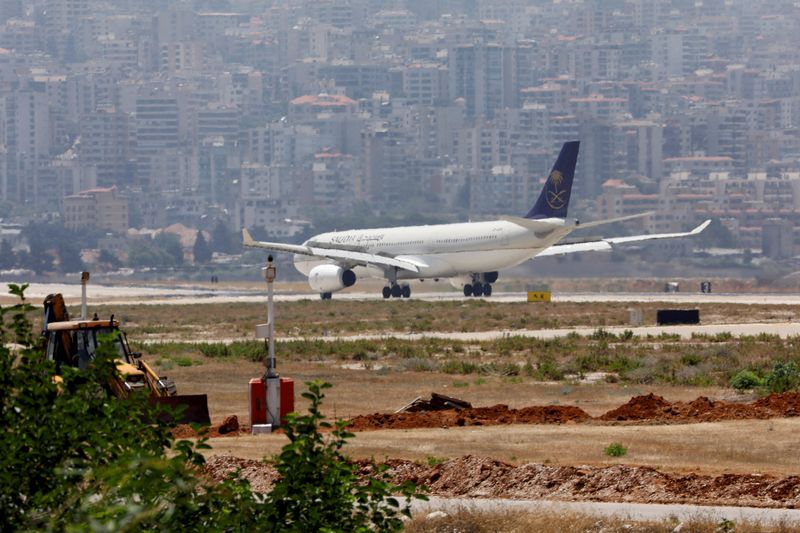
[242,229,421,273]
[535,220,711,258]
[575,212,654,229]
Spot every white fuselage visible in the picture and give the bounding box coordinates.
[293,218,574,281]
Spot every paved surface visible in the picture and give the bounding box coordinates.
[9,281,800,306]
[413,496,800,524]
[12,282,800,341]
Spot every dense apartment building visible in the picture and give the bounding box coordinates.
[0,0,797,245]
[63,187,128,232]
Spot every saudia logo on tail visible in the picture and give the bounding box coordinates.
[545,170,567,209]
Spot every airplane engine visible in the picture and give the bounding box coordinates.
[308,265,357,293]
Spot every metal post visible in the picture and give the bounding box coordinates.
[264,256,280,426]
[80,271,90,320]
[265,255,277,378]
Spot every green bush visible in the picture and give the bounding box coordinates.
[426,456,445,467]
[604,442,627,457]
[441,360,478,374]
[0,284,423,531]
[764,361,800,393]
[681,353,703,366]
[266,381,423,532]
[730,369,762,391]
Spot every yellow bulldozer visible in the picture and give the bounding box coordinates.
[42,293,210,425]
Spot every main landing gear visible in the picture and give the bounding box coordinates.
[463,271,497,298]
[463,283,492,297]
[320,292,333,300]
[382,283,411,299]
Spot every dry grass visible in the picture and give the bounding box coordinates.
[204,417,800,477]
[170,360,799,477]
[73,300,800,340]
[141,329,800,389]
[405,508,799,533]
[161,359,733,422]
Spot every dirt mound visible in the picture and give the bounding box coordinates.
[753,392,800,416]
[218,415,240,434]
[598,393,672,421]
[598,392,800,423]
[204,454,800,508]
[347,392,800,431]
[172,416,249,439]
[346,404,591,431]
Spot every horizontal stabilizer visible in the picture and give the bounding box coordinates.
[500,216,564,231]
[536,240,613,257]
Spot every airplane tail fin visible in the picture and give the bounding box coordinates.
[525,141,580,219]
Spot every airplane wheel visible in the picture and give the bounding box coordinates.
[473,283,484,297]
[463,284,473,297]
[321,292,332,300]
[391,284,402,298]
[401,284,411,298]
[483,283,492,296]
[382,286,391,299]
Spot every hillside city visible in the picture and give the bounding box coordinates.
[0,0,799,276]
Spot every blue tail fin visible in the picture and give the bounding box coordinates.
[525,141,580,219]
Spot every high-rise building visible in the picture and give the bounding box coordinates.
[43,0,89,56]
[449,43,521,118]
[135,87,180,190]
[80,106,134,188]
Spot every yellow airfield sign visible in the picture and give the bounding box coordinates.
[527,291,552,302]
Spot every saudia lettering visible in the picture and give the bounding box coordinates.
[331,233,386,244]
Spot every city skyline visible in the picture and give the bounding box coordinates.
[0,0,799,262]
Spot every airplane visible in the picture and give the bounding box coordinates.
[243,141,710,300]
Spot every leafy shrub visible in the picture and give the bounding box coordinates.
[730,369,762,391]
[590,328,615,340]
[426,456,445,467]
[681,353,703,366]
[764,361,800,393]
[441,360,478,374]
[534,356,564,381]
[608,353,640,375]
[604,442,627,457]
[173,355,196,367]
[266,381,423,531]
[0,284,423,531]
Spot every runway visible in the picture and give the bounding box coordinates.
[8,282,800,306]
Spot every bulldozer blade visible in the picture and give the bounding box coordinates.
[149,394,211,425]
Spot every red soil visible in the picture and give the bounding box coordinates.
[204,454,800,508]
[346,392,800,431]
[176,392,800,437]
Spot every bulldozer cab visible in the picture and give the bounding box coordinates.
[44,320,129,373]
